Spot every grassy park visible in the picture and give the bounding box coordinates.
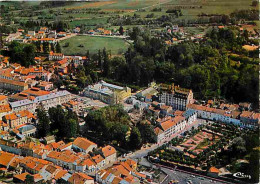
[60,35,130,55]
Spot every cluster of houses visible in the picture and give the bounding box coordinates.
[150,101,259,143]
[87,28,112,36]
[124,83,259,143]
[0,50,87,92]
[5,27,73,44]
[96,159,147,184]
[0,134,147,183]
[0,135,117,174]
[0,89,73,139]
[4,25,118,45]
[0,61,52,92]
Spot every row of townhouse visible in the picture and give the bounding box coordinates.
[0,151,94,184]
[0,78,29,92]
[0,137,117,174]
[1,64,52,80]
[154,109,197,143]
[187,104,260,128]
[9,90,72,113]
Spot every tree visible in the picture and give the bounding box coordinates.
[25,174,34,184]
[36,108,50,138]
[86,50,90,58]
[35,41,41,52]
[0,32,2,49]
[56,42,61,53]
[68,119,78,138]
[98,49,102,70]
[84,105,131,148]
[51,43,55,52]
[103,48,110,77]
[8,41,36,67]
[23,44,36,67]
[137,122,156,144]
[230,137,246,157]
[129,127,142,149]
[48,106,66,137]
[251,0,258,7]
[0,5,4,16]
[43,42,49,53]
[119,26,124,35]
[76,65,88,88]
[48,106,79,139]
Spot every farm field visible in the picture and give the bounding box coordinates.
[59,35,130,55]
[159,0,255,18]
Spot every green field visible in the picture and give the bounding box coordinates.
[60,35,130,55]
[68,17,109,27]
[1,0,257,28]
[160,0,255,18]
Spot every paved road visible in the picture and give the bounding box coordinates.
[79,34,128,39]
[139,158,230,184]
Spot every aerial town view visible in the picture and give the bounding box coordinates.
[0,0,259,184]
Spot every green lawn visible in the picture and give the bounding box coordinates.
[60,35,130,55]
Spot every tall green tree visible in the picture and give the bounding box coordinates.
[129,127,142,149]
[8,41,36,67]
[137,122,156,144]
[119,25,124,35]
[103,47,110,77]
[36,108,50,138]
[43,42,49,53]
[51,43,55,52]
[68,119,78,138]
[25,174,34,184]
[23,44,36,67]
[56,42,61,53]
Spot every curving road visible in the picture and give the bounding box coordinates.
[139,158,235,184]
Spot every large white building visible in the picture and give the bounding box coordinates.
[159,84,193,111]
[84,81,131,104]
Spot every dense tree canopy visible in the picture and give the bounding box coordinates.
[8,41,36,67]
[101,27,258,105]
[48,106,79,140]
[84,105,156,150]
[36,108,50,138]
